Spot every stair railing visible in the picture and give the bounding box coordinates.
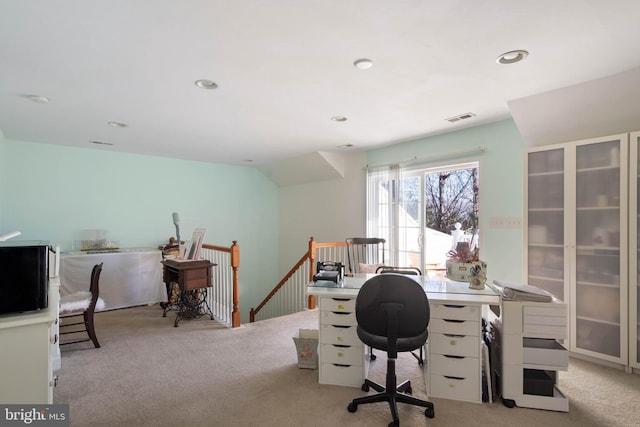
[200,241,241,327]
[249,237,348,322]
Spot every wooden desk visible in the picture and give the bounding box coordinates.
[161,259,216,327]
[307,274,500,402]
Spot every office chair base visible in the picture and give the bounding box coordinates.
[347,360,435,426]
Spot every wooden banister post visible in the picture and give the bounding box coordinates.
[307,237,317,310]
[230,241,241,327]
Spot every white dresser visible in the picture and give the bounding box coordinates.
[0,277,60,404]
[427,302,484,402]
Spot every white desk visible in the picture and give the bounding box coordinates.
[60,248,165,311]
[307,274,500,402]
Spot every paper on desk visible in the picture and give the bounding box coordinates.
[489,280,553,302]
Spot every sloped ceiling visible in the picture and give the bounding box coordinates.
[509,66,640,147]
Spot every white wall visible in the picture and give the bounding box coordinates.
[278,119,526,285]
[278,152,367,275]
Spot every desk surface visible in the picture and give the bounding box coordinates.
[308,274,500,304]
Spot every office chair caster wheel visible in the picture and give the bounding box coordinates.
[361,383,370,392]
[502,398,515,408]
[370,354,377,361]
[388,420,399,427]
[347,402,357,413]
[425,406,435,418]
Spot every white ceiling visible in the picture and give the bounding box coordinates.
[1,0,640,168]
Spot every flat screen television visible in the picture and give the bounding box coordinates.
[0,241,50,316]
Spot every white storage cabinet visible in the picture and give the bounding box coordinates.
[500,299,569,412]
[0,277,60,403]
[318,296,368,387]
[526,134,630,368]
[427,302,483,403]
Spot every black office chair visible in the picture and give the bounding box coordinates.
[345,237,386,274]
[375,265,425,365]
[347,274,435,426]
[59,262,104,348]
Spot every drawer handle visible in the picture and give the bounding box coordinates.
[332,298,351,302]
[332,344,349,348]
[332,363,351,367]
[444,334,465,338]
[332,325,350,329]
[443,304,465,308]
[444,375,465,381]
[444,355,464,359]
[331,311,350,316]
[443,319,465,323]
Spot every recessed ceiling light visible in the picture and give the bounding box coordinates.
[331,116,347,122]
[107,121,127,128]
[353,58,373,70]
[195,79,218,89]
[24,95,49,104]
[496,50,529,64]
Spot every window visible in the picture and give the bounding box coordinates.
[367,161,480,274]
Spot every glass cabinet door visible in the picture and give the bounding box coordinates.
[630,131,640,370]
[573,136,627,362]
[526,148,566,300]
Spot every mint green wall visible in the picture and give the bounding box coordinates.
[0,139,279,322]
[366,119,526,284]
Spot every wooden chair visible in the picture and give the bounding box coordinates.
[59,262,105,348]
[345,237,386,274]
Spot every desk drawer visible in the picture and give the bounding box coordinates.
[320,324,360,346]
[320,297,355,313]
[430,318,479,336]
[320,363,363,387]
[523,338,568,368]
[431,303,481,321]
[429,373,480,402]
[429,333,480,357]
[320,310,356,327]
[320,344,363,366]
[429,353,478,377]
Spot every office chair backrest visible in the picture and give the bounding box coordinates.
[355,274,429,357]
[345,237,386,273]
[376,266,422,276]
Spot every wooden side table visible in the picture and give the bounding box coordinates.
[161,259,216,327]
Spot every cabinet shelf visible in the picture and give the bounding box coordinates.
[576,165,620,173]
[528,275,563,283]
[576,246,620,256]
[576,315,621,327]
[529,171,564,177]
[576,281,620,289]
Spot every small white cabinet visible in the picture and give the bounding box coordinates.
[427,302,483,403]
[499,299,569,412]
[318,296,368,387]
[0,277,60,404]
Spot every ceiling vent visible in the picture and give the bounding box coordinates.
[446,112,476,123]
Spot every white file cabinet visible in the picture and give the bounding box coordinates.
[499,300,569,412]
[428,302,483,402]
[318,296,368,387]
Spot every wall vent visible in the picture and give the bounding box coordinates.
[90,140,114,146]
[445,112,476,123]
